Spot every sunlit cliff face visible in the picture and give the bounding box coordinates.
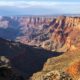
[0,16,80,52]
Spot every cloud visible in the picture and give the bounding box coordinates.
[0,1,80,14]
[0,1,57,8]
[0,1,79,9]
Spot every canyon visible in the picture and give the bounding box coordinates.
[0,16,80,80]
[0,16,80,52]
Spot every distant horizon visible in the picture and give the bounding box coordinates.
[0,14,80,17]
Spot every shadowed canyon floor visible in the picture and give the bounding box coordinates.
[0,16,80,80]
[0,38,63,79]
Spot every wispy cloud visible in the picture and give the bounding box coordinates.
[0,1,80,15]
[0,1,79,9]
[0,1,57,8]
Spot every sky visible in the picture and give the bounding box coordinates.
[0,0,80,16]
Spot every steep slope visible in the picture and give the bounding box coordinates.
[0,38,80,80]
[31,50,80,80]
[0,38,62,79]
[0,16,80,80]
[66,60,80,80]
[0,16,80,52]
[42,16,80,52]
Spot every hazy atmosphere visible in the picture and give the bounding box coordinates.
[0,0,80,80]
[0,0,80,15]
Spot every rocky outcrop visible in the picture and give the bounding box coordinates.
[0,16,80,80]
[19,16,80,52]
[0,56,10,68]
[31,70,72,80]
[0,16,80,52]
[41,16,80,52]
[0,38,63,79]
[66,60,80,80]
[0,55,25,80]
[0,67,25,80]
[43,70,72,80]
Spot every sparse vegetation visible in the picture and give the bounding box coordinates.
[43,71,72,80]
